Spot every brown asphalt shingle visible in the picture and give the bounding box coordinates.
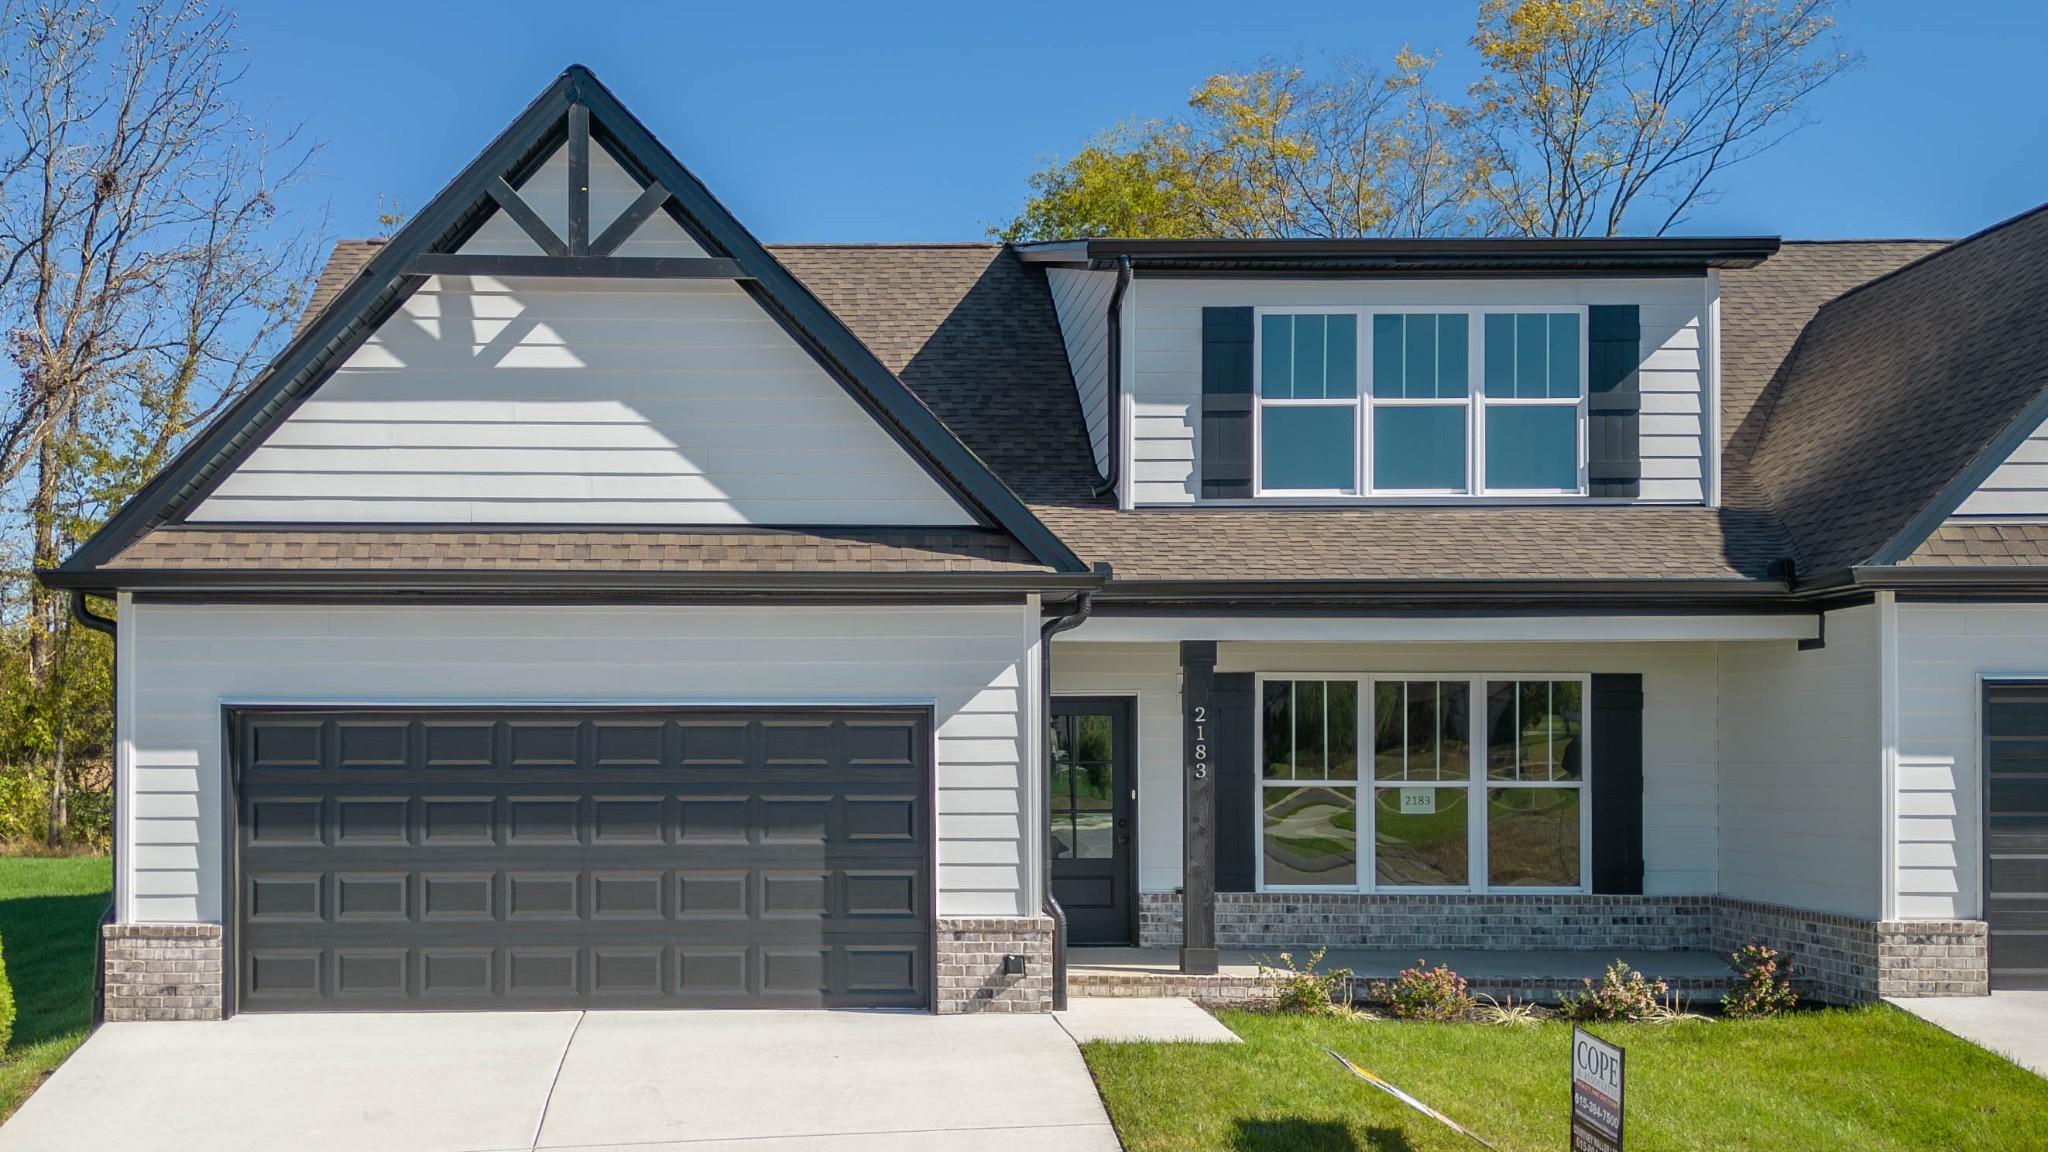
[107,528,1051,574]
[1904,522,2048,566]
[1745,206,2048,573]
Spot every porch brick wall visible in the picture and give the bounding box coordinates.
[103,924,223,1021]
[935,916,1053,1014]
[1137,893,1988,1003]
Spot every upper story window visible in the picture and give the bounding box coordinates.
[1254,307,1587,498]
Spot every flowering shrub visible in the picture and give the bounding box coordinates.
[1559,960,1669,1022]
[1257,947,1354,1016]
[1722,943,1798,1018]
[1370,960,1474,1021]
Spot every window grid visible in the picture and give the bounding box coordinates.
[1254,673,1591,895]
[1250,306,1589,499]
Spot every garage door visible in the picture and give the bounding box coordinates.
[232,708,932,1011]
[1988,684,2048,990]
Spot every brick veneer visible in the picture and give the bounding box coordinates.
[102,924,223,1021]
[934,916,1053,1013]
[1137,892,1988,1003]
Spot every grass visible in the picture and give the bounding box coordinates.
[1084,1006,2048,1151]
[0,856,110,1122]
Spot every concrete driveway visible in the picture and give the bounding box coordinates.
[1890,992,2048,1078]
[0,1010,1122,1152]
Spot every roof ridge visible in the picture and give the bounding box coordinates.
[1818,199,2048,307]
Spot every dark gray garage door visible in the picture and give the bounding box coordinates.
[1988,684,2048,990]
[232,708,932,1012]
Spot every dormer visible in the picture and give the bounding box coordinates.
[1020,237,1778,511]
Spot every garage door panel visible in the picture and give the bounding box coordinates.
[1989,685,2048,990]
[234,707,933,1011]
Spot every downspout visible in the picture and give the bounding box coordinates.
[69,591,116,1025]
[1039,589,1094,1010]
[1089,256,1134,499]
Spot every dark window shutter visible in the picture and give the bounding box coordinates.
[1201,307,1254,498]
[1213,672,1257,892]
[1587,304,1641,499]
[1590,672,1645,894]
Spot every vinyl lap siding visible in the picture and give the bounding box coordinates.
[120,602,1036,923]
[1953,416,2048,517]
[1044,268,1117,476]
[186,276,974,525]
[1125,278,1709,505]
[1893,604,2048,919]
[1716,605,1883,918]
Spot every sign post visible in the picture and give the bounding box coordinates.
[1570,1026,1625,1152]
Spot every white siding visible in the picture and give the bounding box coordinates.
[1893,604,2048,919]
[1045,268,1117,476]
[1125,277,1709,505]
[1052,640,1720,896]
[186,274,976,525]
[1952,412,2048,518]
[1717,606,1883,918]
[1051,643,1185,893]
[121,602,1037,923]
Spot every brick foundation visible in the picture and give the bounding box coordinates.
[935,916,1053,1013]
[1136,892,1989,1004]
[102,924,223,1021]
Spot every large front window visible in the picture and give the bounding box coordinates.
[1258,674,1588,891]
[1254,308,1587,497]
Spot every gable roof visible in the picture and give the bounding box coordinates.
[1744,205,2048,575]
[51,66,1086,587]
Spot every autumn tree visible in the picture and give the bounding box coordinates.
[1002,0,1858,240]
[0,0,319,844]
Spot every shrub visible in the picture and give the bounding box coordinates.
[1722,943,1799,1018]
[0,931,15,1053]
[1257,947,1354,1016]
[1471,993,1545,1026]
[1559,960,1669,1022]
[1370,960,1474,1021]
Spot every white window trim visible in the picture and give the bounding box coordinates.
[1249,305,1590,501]
[1252,672,1594,896]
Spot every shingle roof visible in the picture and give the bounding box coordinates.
[105,527,1052,574]
[1903,522,2048,566]
[256,228,2048,587]
[1744,206,2048,573]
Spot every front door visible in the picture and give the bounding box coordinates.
[1988,682,2048,989]
[1051,698,1135,945]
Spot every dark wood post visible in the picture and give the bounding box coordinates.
[1180,640,1220,974]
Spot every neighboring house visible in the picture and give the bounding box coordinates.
[41,66,2048,1020]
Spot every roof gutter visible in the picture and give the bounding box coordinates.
[1798,565,2048,599]
[68,592,117,1025]
[37,567,1108,597]
[1089,256,1133,499]
[1038,589,1095,1011]
[1092,577,1809,612]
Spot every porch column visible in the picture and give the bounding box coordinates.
[1180,640,1220,974]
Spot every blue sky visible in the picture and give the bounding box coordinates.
[236,0,2048,245]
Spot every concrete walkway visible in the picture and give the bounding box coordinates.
[1057,997,1241,1043]
[0,1010,1123,1152]
[1889,992,2048,1078]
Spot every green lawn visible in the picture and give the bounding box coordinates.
[0,856,111,1121]
[1084,1006,2048,1151]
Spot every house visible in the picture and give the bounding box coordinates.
[42,66,2048,1020]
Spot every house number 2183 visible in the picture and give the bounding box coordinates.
[1190,706,1208,780]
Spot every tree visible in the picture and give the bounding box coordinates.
[1001,0,1857,240]
[1001,52,1482,242]
[0,0,319,845]
[1469,0,1861,237]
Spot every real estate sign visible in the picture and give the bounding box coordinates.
[1571,1026,1625,1152]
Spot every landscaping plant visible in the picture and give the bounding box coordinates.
[1723,943,1799,1019]
[1370,960,1474,1021]
[1559,960,1670,1022]
[1256,948,1355,1016]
